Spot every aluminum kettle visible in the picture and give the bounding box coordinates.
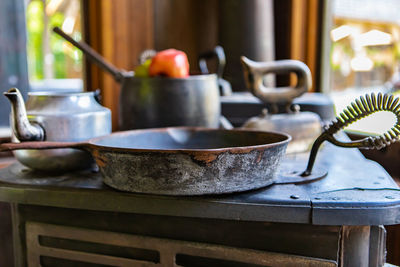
[4,88,111,171]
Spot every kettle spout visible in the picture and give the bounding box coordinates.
[4,88,44,141]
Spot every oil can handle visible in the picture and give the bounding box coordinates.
[240,56,312,104]
[302,92,400,176]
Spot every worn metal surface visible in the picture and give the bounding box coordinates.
[91,128,289,195]
[0,127,290,195]
[25,221,337,267]
[221,92,335,127]
[99,144,284,195]
[0,162,102,188]
[340,226,371,267]
[243,110,322,154]
[119,75,220,130]
[4,88,111,172]
[0,140,399,225]
[369,226,387,267]
[14,205,387,266]
[18,205,343,262]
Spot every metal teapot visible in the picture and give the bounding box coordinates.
[240,57,322,154]
[4,88,111,171]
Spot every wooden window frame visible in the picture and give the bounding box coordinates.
[289,0,325,92]
[83,0,154,130]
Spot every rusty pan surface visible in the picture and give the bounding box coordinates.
[89,127,290,195]
[1,127,290,195]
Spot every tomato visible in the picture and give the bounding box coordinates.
[148,49,189,78]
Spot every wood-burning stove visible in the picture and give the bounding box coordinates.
[0,141,398,266]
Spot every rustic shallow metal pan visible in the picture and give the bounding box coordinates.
[0,127,291,195]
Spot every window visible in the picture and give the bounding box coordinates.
[324,0,400,134]
[0,0,83,133]
[0,0,29,134]
[26,0,83,92]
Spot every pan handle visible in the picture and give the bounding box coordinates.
[0,141,86,152]
[53,27,128,82]
[302,92,400,176]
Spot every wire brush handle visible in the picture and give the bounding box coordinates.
[302,92,400,176]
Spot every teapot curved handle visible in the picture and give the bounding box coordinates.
[240,56,312,104]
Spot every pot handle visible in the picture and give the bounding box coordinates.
[198,46,232,96]
[0,141,86,152]
[53,27,129,82]
[240,56,312,104]
[302,92,400,176]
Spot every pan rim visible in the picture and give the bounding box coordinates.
[87,127,291,153]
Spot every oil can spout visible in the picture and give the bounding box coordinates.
[4,88,44,141]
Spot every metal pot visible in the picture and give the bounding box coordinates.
[119,75,220,130]
[0,127,291,195]
[53,27,221,130]
[3,88,111,171]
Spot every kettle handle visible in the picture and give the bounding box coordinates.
[240,56,312,104]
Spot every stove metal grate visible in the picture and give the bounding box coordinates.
[25,222,337,267]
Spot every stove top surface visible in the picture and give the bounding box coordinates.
[0,141,399,226]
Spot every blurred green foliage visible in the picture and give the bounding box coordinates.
[26,0,82,81]
[26,0,44,80]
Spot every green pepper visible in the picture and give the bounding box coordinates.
[134,59,152,77]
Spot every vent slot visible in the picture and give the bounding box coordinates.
[40,256,114,267]
[39,236,160,263]
[176,254,269,267]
